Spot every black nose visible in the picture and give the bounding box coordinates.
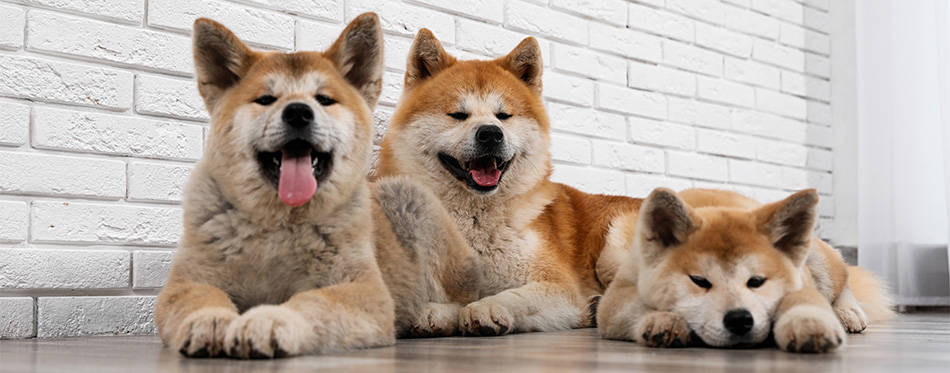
[723,309,754,336]
[282,103,313,128]
[475,125,504,148]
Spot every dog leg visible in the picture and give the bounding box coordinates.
[224,272,395,359]
[832,285,870,333]
[459,280,581,336]
[773,283,846,353]
[410,302,464,337]
[155,282,240,358]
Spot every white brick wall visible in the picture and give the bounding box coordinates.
[0,0,836,338]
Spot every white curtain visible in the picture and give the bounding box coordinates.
[856,0,950,306]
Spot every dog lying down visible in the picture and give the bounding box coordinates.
[597,188,893,353]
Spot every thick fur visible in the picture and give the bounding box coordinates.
[376,30,643,335]
[155,15,477,359]
[597,188,894,353]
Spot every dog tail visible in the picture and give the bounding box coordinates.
[847,266,896,322]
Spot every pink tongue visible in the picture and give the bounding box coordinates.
[278,148,317,207]
[470,165,501,187]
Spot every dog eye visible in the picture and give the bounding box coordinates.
[496,112,512,120]
[253,95,277,106]
[747,276,766,288]
[448,112,469,121]
[689,275,712,289]
[316,94,336,106]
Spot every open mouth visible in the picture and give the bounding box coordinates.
[438,153,511,193]
[256,139,333,207]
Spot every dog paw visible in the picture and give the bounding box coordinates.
[774,306,846,353]
[459,300,513,336]
[174,307,238,358]
[224,305,313,359]
[635,311,691,348]
[833,300,869,333]
[411,303,461,337]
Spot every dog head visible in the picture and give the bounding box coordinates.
[633,188,819,347]
[378,30,550,199]
[192,13,382,211]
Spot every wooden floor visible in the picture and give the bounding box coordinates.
[1,312,948,373]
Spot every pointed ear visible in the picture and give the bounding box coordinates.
[192,18,256,112]
[497,37,543,95]
[638,188,697,260]
[325,12,385,109]
[756,189,819,265]
[405,28,456,89]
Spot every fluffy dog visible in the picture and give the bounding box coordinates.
[376,30,643,335]
[155,14,477,359]
[597,188,893,353]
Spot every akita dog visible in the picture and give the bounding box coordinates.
[156,14,477,359]
[376,30,642,335]
[597,188,893,353]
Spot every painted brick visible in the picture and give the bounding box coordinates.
[0,4,25,50]
[382,36,413,71]
[752,0,804,24]
[349,0,455,44]
[696,128,756,159]
[506,0,588,45]
[457,19,550,62]
[295,20,343,52]
[550,164,625,195]
[805,53,831,79]
[628,117,696,150]
[0,55,133,110]
[544,71,595,107]
[551,0,627,26]
[27,11,192,75]
[725,7,780,40]
[237,0,342,22]
[591,140,665,173]
[698,77,755,108]
[628,2,694,42]
[128,162,193,202]
[807,101,832,125]
[16,0,144,23]
[0,152,126,199]
[782,166,810,190]
[806,124,834,148]
[626,174,694,198]
[668,151,729,182]
[756,88,807,119]
[132,250,175,289]
[547,102,625,139]
[0,201,29,243]
[379,70,404,106]
[373,106,394,145]
[808,147,834,171]
[597,83,667,119]
[804,0,829,11]
[695,23,753,58]
[37,296,156,338]
[33,107,203,160]
[731,109,807,142]
[0,102,29,146]
[551,134,592,164]
[664,40,724,77]
[135,74,209,121]
[667,97,731,129]
[0,249,129,289]
[628,62,696,96]
[808,170,833,194]
[781,22,830,55]
[666,0,726,25]
[589,23,662,62]
[0,298,34,339]
[730,159,783,188]
[553,43,626,82]
[725,57,780,89]
[410,0,503,23]
[31,202,182,246]
[753,39,805,72]
[148,0,294,49]
[756,138,808,166]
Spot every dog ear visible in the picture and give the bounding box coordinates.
[638,188,697,260]
[405,28,456,89]
[756,189,819,266]
[192,18,256,112]
[497,37,543,95]
[325,12,385,109]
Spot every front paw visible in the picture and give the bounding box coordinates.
[224,305,313,359]
[635,311,691,348]
[775,305,846,353]
[411,303,461,337]
[833,300,870,333]
[173,307,238,358]
[459,300,513,336]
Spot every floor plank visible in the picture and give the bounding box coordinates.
[1,312,947,372]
